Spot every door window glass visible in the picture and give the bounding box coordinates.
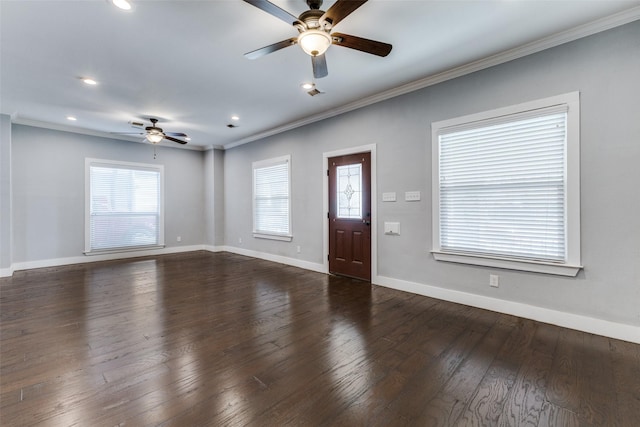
[337,163,362,219]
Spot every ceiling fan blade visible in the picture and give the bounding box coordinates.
[320,0,367,28]
[312,54,328,79]
[164,132,187,137]
[164,136,188,145]
[242,0,300,26]
[331,32,392,57]
[245,37,297,60]
[111,132,145,136]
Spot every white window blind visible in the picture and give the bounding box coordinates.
[253,155,292,241]
[86,159,164,253]
[439,109,567,262]
[432,92,581,276]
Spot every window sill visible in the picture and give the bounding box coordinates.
[253,233,293,242]
[431,251,582,277]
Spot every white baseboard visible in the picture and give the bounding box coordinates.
[215,248,639,343]
[3,246,637,344]
[218,245,326,274]
[374,274,640,345]
[0,266,14,278]
[8,245,207,273]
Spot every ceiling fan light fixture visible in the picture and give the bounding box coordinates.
[146,132,164,144]
[298,30,331,57]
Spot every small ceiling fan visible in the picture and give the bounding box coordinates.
[242,0,392,78]
[112,118,188,145]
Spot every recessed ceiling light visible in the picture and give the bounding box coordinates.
[82,78,97,85]
[185,137,191,141]
[301,82,314,90]
[67,116,77,121]
[112,0,132,10]
[231,115,240,121]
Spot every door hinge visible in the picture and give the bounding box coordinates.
[327,254,330,261]
[327,169,329,176]
[327,212,329,219]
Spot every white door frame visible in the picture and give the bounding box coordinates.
[322,144,377,283]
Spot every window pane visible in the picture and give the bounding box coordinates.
[253,158,291,236]
[89,163,161,251]
[336,163,362,219]
[438,112,567,262]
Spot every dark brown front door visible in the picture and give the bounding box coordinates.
[328,152,371,281]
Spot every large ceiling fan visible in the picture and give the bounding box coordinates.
[112,118,188,145]
[242,0,392,78]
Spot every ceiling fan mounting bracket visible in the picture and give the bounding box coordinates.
[299,9,325,30]
[306,0,323,10]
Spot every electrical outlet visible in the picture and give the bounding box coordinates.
[238,237,242,244]
[296,245,301,254]
[177,236,181,242]
[489,274,500,288]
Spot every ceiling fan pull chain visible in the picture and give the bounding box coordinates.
[153,145,157,160]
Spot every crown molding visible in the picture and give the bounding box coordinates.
[223,6,640,150]
[12,116,208,151]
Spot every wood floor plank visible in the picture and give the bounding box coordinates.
[610,339,640,426]
[1,251,638,426]
[538,401,582,427]
[372,309,499,425]
[496,322,560,427]
[416,314,517,425]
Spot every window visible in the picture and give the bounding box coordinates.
[431,92,581,276]
[253,155,292,241]
[85,159,164,253]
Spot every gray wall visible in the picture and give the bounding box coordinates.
[0,114,11,270]
[203,148,225,247]
[11,125,206,263]
[223,22,640,327]
[204,148,215,246]
[213,149,225,247]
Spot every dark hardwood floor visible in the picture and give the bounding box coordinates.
[1,251,638,426]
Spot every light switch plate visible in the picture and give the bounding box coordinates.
[405,191,421,201]
[382,192,397,202]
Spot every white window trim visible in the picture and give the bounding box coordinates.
[84,158,165,255]
[431,92,582,276]
[252,155,293,242]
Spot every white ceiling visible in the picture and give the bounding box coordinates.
[2,0,639,150]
